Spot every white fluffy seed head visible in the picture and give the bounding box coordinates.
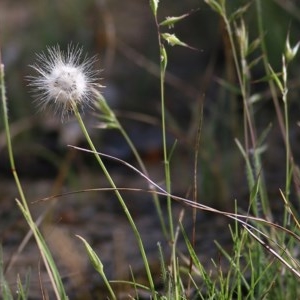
[28,44,101,119]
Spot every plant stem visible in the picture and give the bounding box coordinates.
[153,14,178,299]
[1,62,67,300]
[96,91,168,238]
[72,104,156,299]
[154,16,174,243]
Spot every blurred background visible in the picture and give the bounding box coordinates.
[1,0,300,298]
[1,0,300,203]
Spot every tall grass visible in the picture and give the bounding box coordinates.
[1,0,300,299]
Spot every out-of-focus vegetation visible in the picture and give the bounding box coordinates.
[2,0,300,299]
[2,1,300,203]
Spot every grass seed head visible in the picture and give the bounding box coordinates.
[28,44,102,119]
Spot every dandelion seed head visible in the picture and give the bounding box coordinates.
[48,64,86,102]
[28,44,101,119]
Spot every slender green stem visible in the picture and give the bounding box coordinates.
[255,0,286,140]
[153,14,178,299]
[95,90,168,238]
[255,0,291,219]
[1,63,67,300]
[72,104,156,299]
[101,271,116,299]
[223,17,256,150]
[283,92,290,226]
[155,17,174,243]
[0,67,27,212]
[222,5,271,218]
[282,61,291,226]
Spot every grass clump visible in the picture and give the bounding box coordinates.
[1,0,300,299]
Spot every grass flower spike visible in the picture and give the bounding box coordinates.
[28,44,101,118]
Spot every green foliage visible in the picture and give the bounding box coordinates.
[0,247,13,300]
[2,0,300,299]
